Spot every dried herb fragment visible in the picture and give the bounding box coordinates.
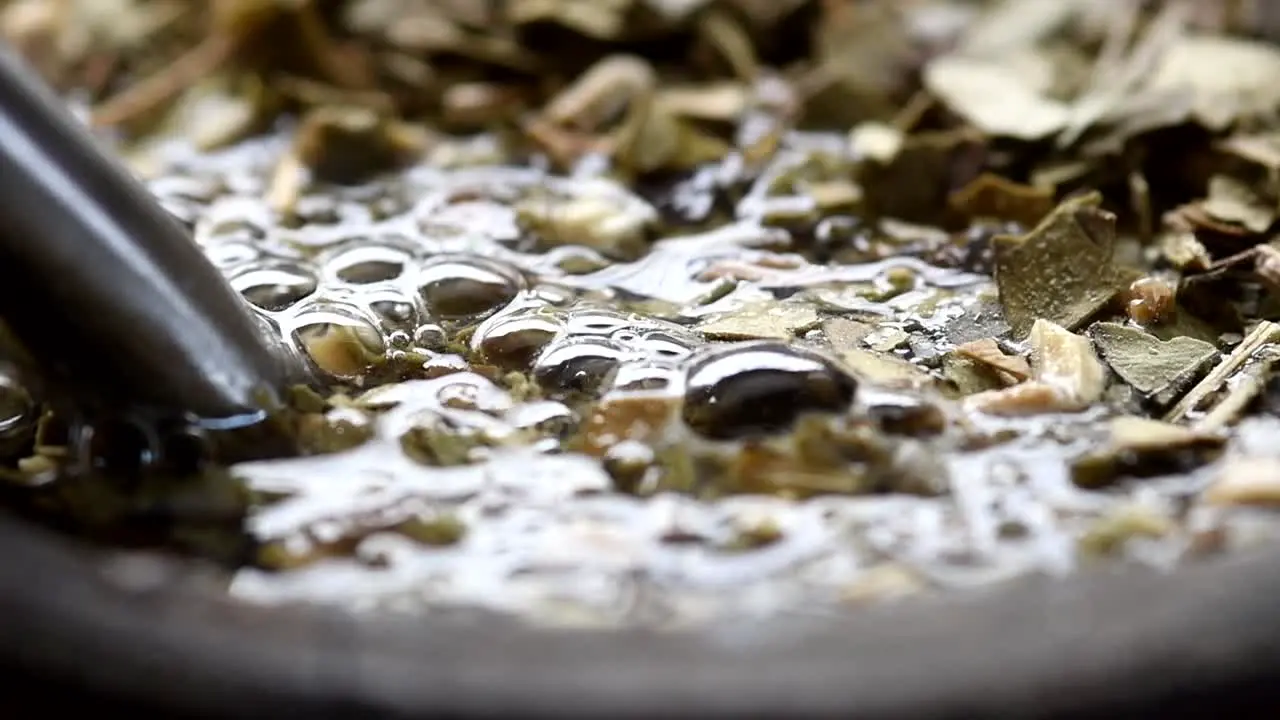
[993,193,1132,338]
[822,317,875,351]
[966,319,1104,416]
[1071,417,1224,490]
[839,348,934,390]
[1146,35,1280,131]
[1077,505,1175,558]
[394,514,467,546]
[695,301,820,341]
[923,53,1070,140]
[953,338,1030,384]
[948,173,1055,227]
[1166,321,1280,424]
[1090,322,1217,405]
[1203,457,1280,507]
[841,563,924,605]
[1201,174,1276,234]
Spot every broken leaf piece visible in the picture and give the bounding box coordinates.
[863,325,909,353]
[1146,35,1280,131]
[292,105,426,185]
[965,319,1104,415]
[822,317,875,351]
[941,354,1007,396]
[947,173,1055,227]
[1166,321,1280,424]
[993,192,1131,338]
[1071,417,1225,489]
[923,54,1070,140]
[1077,505,1175,557]
[696,302,820,341]
[840,563,924,605]
[840,349,934,390]
[1109,416,1222,452]
[1203,457,1280,506]
[1201,175,1275,233]
[953,338,1030,384]
[1090,322,1217,405]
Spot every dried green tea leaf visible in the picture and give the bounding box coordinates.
[848,122,903,162]
[1218,131,1280,171]
[941,354,1007,397]
[965,319,1104,415]
[1030,318,1105,403]
[1146,35,1280,131]
[656,82,748,121]
[863,325,909,353]
[840,563,924,606]
[1201,174,1275,233]
[516,180,658,260]
[1158,232,1212,272]
[948,172,1055,227]
[506,0,631,40]
[1108,416,1221,452]
[840,349,934,390]
[953,338,1030,383]
[1090,322,1217,405]
[1203,457,1280,506]
[856,128,985,224]
[953,0,1076,56]
[994,192,1131,338]
[696,302,820,341]
[163,75,273,152]
[923,54,1070,140]
[1077,505,1175,557]
[269,105,428,211]
[822,317,875,351]
[1166,321,1280,423]
[1071,416,1224,489]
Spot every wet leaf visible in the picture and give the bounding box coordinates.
[941,354,1006,396]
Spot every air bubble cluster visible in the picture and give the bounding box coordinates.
[128,136,1172,630]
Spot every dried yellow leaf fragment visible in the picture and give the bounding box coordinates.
[965,319,1104,415]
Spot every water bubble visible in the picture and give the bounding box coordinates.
[472,311,564,370]
[361,288,420,332]
[417,255,523,321]
[324,243,412,284]
[532,336,630,396]
[412,323,449,352]
[682,342,857,440]
[289,302,386,379]
[230,262,319,312]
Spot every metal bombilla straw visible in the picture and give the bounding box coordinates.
[0,44,298,458]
